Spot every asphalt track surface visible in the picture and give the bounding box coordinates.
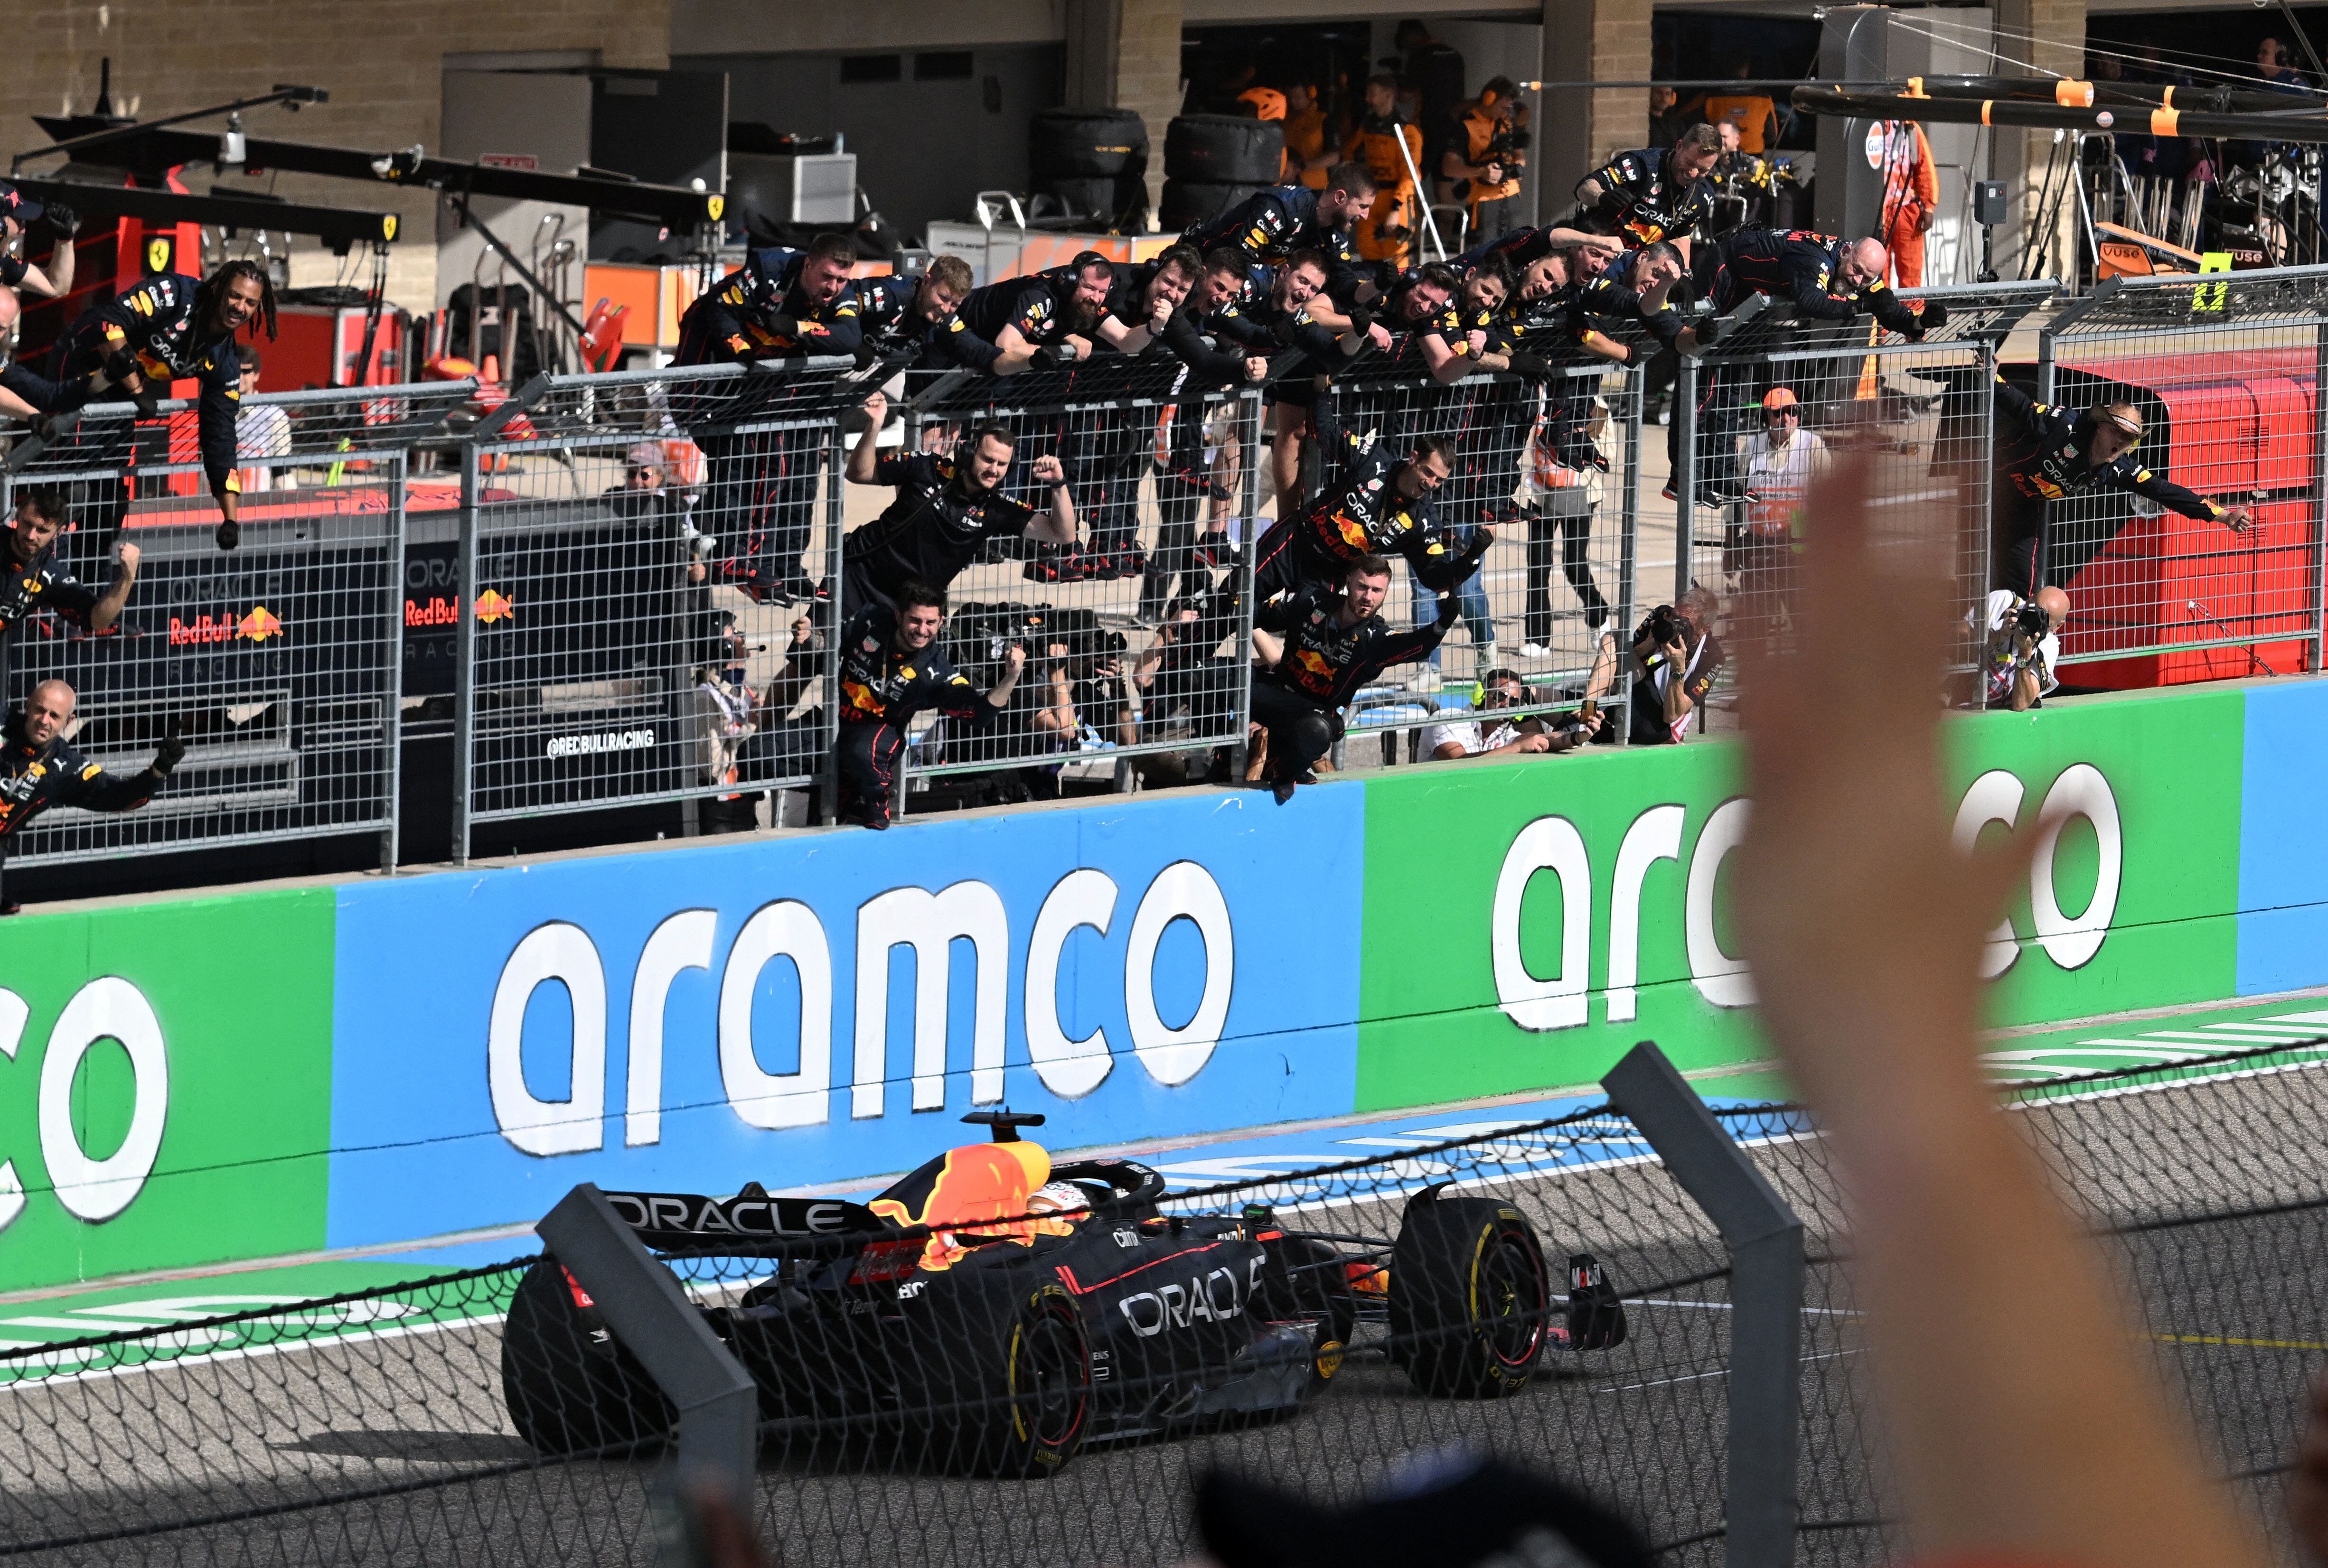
[0,1014,2321,1565]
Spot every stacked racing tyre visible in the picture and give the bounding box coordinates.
[1030,107,1149,229]
[1162,113,1284,236]
[500,1257,676,1456]
[1388,1188,1553,1398]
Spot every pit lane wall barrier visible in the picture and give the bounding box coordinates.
[2,676,2328,1295]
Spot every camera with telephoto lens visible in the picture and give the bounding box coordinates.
[2013,600,2050,640]
[1638,603,1684,649]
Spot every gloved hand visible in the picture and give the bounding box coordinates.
[103,347,141,385]
[852,344,883,371]
[1435,591,1460,627]
[1345,306,1374,338]
[1918,298,1950,329]
[1029,344,1065,371]
[1504,350,1553,383]
[43,201,79,237]
[1696,314,1725,346]
[151,721,187,777]
[1594,187,1632,221]
[216,521,240,552]
[763,314,801,339]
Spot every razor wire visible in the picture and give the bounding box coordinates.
[2,1042,2324,1566]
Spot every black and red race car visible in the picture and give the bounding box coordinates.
[501,1111,1627,1475]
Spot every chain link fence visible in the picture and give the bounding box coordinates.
[1,1039,2322,1567]
[0,383,473,871]
[2039,265,2328,684]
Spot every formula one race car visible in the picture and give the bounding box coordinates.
[500,1111,1627,1475]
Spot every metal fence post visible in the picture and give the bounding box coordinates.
[451,436,480,867]
[2312,319,2328,672]
[1673,352,1699,608]
[1617,363,1643,746]
[1234,387,1263,781]
[382,448,407,875]
[821,400,853,827]
[538,1183,759,1521]
[1602,1041,1804,1568]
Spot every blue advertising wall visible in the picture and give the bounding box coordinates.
[2237,677,2328,996]
[327,789,1365,1248]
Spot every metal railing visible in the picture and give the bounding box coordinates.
[0,381,474,871]
[14,270,2328,878]
[2038,264,2328,682]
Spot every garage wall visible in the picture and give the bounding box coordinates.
[2,0,670,313]
[682,46,1066,245]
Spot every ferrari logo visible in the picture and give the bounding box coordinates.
[381,215,399,242]
[707,195,725,221]
[145,236,172,274]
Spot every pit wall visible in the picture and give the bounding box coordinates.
[0,677,2307,1293]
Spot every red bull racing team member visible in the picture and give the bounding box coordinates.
[1990,375,2252,598]
[1252,401,1490,602]
[838,393,1077,613]
[851,254,1000,372]
[0,182,79,331]
[0,680,182,860]
[1185,166,1381,305]
[0,489,140,641]
[1573,123,1723,261]
[1092,244,1199,355]
[676,232,863,604]
[1056,246,1202,580]
[834,581,1024,830]
[955,252,1116,375]
[1248,554,1474,802]
[2,261,273,552]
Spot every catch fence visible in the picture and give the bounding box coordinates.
[2039,264,2328,683]
[0,1038,2321,1567]
[0,382,474,872]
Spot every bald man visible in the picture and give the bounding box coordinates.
[0,680,182,850]
[1667,226,1942,500]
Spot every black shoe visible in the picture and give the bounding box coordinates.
[1272,777,1297,804]
[1292,767,1318,785]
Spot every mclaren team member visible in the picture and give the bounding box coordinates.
[1990,375,2252,598]
[0,488,140,640]
[956,252,1116,375]
[1674,227,1938,499]
[1349,75,1427,270]
[1248,555,1475,802]
[1254,400,1488,601]
[851,254,1002,372]
[675,231,862,604]
[1572,122,1723,260]
[838,392,1077,613]
[1,260,274,552]
[0,680,183,856]
[1438,77,1528,236]
[833,582,1023,830]
[0,183,79,334]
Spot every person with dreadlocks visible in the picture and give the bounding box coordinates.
[1,261,273,551]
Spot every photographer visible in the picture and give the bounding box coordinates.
[0,488,139,639]
[833,582,1023,831]
[1629,584,1724,745]
[1982,586,2070,711]
[1249,554,1474,803]
[839,393,1076,613]
[0,681,181,850]
[1425,668,1596,761]
[1439,77,1528,238]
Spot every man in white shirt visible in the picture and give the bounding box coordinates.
[1732,385,1826,624]
[1982,586,2068,710]
[1424,667,1595,760]
[232,348,291,494]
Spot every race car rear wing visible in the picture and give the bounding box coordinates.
[601,1183,887,1256]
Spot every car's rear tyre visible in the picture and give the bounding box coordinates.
[913,1281,1091,1477]
[1389,1193,1551,1399]
[1258,1236,1359,1394]
[500,1257,675,1456]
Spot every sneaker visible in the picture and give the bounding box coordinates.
[1192,532,1232,569]
[1272,777,1297,804]
[1056,548,1103,583]
[1521,641,1553,660]
[1087,551,1127,582]
[1113,547,1149,579]
[1474,640,1500,682]
[1406,667,1444,693]
[1022,551,1064,584]
[1292,766,1318,785]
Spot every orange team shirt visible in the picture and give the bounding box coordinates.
[1704,93,1778,154]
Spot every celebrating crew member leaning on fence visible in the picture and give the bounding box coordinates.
[1409,257,1512,384]
[1253,399,1488,602]
[1989,373,2252,598]
[1234,249,1377,517]
[6,261,273,552]
[839,392,1076,611]
[0,681,181,859]
[1185,165,1380,301]
[1144,253,1276,617]
[0,181,78,328]
[832,583,1022,830]
[0,489,139,640]
[1248,554,1472,803]
[675,231,861,606]
[1572,122,1723,259]
[955,252,1115,375]
[1092,244,1199,356]
[851,254,997,372]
